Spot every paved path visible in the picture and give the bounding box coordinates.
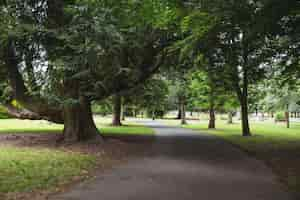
[52,121,294,200]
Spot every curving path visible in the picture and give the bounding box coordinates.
[52,121,294,200]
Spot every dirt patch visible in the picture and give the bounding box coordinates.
[0,134,153,200]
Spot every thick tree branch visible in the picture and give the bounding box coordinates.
[3,39,64,123]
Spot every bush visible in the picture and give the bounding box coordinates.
[275,112,286,122]
[92,103,112,116]
[0,105,10,119]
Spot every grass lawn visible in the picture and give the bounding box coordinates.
[0,119,63,133]
[0,117,154,136]
[101,124,154,136]
[0,117,153,197]
[0,105,12,119]
[0,146,95,194]
[183,120,300,194]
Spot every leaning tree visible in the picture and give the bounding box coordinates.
[0,0,181,141]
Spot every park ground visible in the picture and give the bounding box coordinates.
[0,116,300,199]
[0,116,154,200]
[159,118,300,195]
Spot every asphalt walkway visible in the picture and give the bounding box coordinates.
[52,121,293,200]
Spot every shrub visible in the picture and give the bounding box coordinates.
[275,112,286,122]
[0,105,10,119]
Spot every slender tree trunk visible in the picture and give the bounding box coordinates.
[227,112,233,124]
[180,97,187,125]
[286,104,290,129]
[238,40,251,137]
[121,104,125,121]
[208,89,215,129]
[134,109,137,118]
[63,96,101,142]
[152,110,156,120]
[240,94,251,136]
[235,61,251,136]
[112,95,122,126]
[208,107,215,129]
[177,106,182,119]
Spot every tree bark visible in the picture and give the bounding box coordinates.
[63,96,101,142]
[121,104,126,121]
[240,94,251,136]
[234,60,251,136]
[286,104,290,129]
[177,106,182,119]
[152,110,156,120]
[180,97,187,125]
[227,112,233,124]
[3,39,63,123]
[112,95,122,126]
[4,103,42,120]
[237,38,251,137]
[208,107,215,129]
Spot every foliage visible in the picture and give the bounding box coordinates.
[171,0,299,136]
[275,112,286,121]
[92,100,112,116]
[188,70,238,112]
[123,77,169,118]
[0,105,10,119]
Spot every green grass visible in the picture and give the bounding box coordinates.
[183,120,300,194]
[0,105,11,119]
[0,146,96,193]
[0,117,154,136]
[100,124,154,136]
[0,117,153,196]
[0,119,63,134]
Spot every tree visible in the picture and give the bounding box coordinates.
[174,0,298,136]
[123,77,169,120]
[189,71,217,128]
[189,70,238,128]
[112,95,122,126]
[0,1,178,141]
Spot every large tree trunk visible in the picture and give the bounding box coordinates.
[112,95,122,126]
[63,96,101,142]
